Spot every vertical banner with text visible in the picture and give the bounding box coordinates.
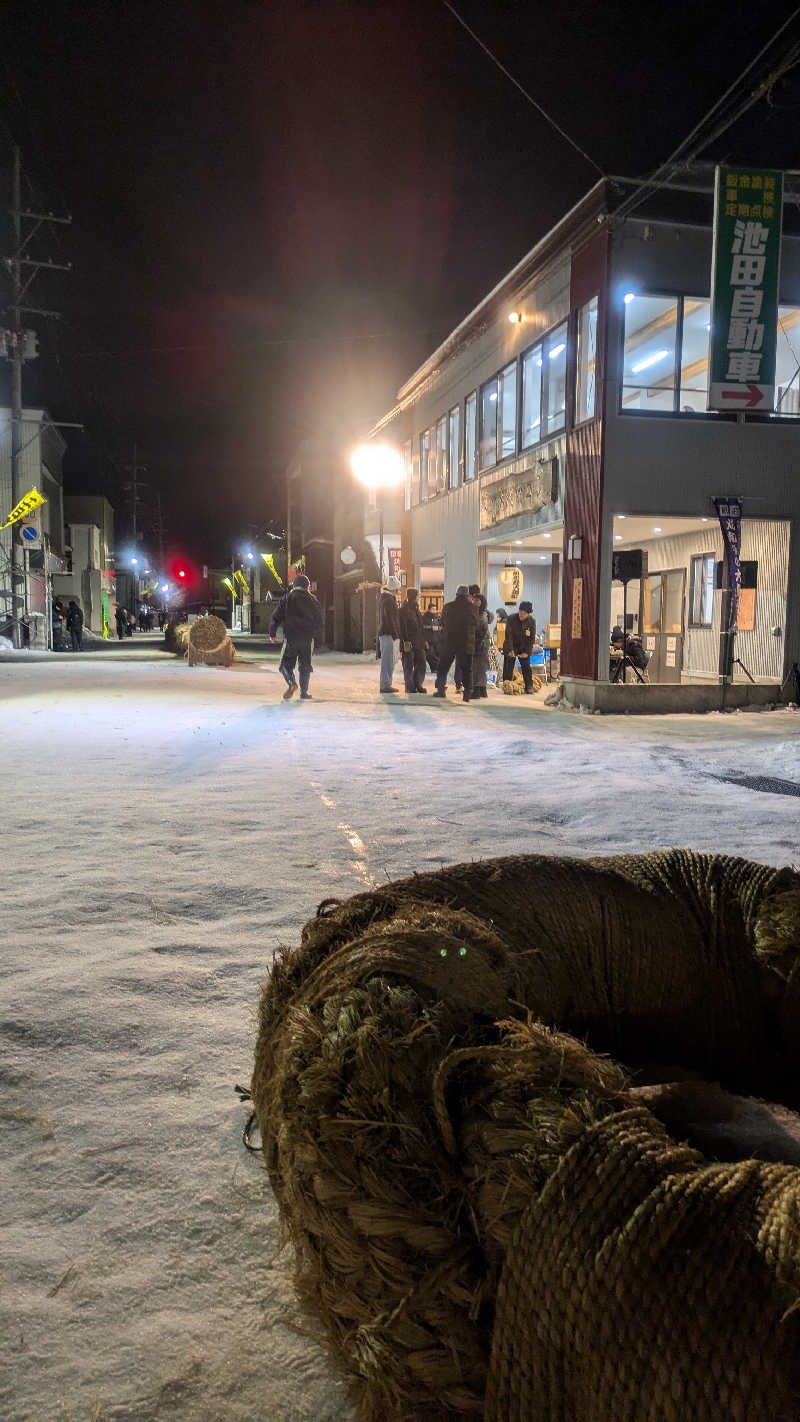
[714,497,743,631]
[708,166,783,413]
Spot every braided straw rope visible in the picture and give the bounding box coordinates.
[252,851,800,1420]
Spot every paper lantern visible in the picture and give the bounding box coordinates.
[498,562,523,606]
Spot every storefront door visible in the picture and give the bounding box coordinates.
[642,569,685,682]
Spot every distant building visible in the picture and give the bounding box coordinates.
[54,494,116,637]
[0,407,66,647]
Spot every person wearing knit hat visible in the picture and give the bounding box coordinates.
[268,572,324,699]
[503,601,537,693]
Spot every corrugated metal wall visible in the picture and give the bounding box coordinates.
[609,521,789,683]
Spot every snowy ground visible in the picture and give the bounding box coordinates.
[2,648,800,1422]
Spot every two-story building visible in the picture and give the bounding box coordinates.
[368,171,800,708]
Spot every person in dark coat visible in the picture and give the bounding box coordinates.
[434,585,479,700]
[52,598,66,652]
[378,575,401,693]
[421,605,442,672]
[115,605,127,640]
[503,601,536,692]
[469,587,492,699]
[66,600,84,652]
[398,588,427,693]
[269,573,324,699]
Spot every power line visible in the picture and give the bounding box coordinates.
[608,8,800,228]
[440,0,605,178]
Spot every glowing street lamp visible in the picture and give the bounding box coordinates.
[350,443,404,583]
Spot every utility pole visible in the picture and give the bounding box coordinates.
[123,443,148,546]
[153,489,166,569]
[2,145,71,645]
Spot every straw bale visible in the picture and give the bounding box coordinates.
[252,852,800,1420]
[186,614,235,666]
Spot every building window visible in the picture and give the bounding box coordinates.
[479,376,499,469]
[465,391,477,480]
[522,320,568,449]
[435,415,447,491]
[776,306,800,414]
[575,296,598,423]
[689,554,715,627]
[420,427,433,499]
[679,298,711,411]
[622,295,679,411]
[402,439,413,512]
[410,446,421,507]
[522,342,543,446]
[448,404,461,488]
[544,322,568,435]
[498,360,517,458]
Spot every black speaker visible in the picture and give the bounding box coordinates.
[612,548,647,583]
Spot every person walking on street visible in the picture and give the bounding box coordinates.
[434,585,479,700]
[269,573,323,700]
[503,601,536,692]
[378,575,401,693]
[399,588,427,693]
[66,600,84,653]
[469,586,492,699]
[115,605,127,640]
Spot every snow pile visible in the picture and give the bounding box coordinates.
[1,653,799,1421]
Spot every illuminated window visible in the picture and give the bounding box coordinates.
[465,392,477,480]
[499,361,517,458]
[435,415,447,491]
[575,296,598,423]
[448,404,461,488]
[776,306,800,414]
[479,377,498,470]
[522,341,543,447]
[622,295,678,411]
[689,553,715,627]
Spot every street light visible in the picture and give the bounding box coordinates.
[350,443,404,583]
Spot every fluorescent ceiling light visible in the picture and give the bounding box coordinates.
[549,343,566,359]
[514,539,523,544]
[543,532,552,538]
[653,526,663,533]
[489,392,498,401]
[632,349,670,374]
[614,535,622,541]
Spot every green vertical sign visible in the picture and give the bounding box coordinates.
[708,165,783,413]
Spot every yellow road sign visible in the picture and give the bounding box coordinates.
[0,486,46,531]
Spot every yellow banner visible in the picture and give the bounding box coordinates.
[261,552,283,587]
[0,486,46,531]
[222,577,236,596]
[234,569,249,592]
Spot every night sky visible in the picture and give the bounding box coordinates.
[3,0,799,565]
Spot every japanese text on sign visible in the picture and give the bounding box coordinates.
[0,486,46,531]
[708,167,783,412]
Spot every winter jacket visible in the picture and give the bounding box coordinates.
[398,601,425,651]
[472,608,492,689]
[378,591,400,640]
[505,611,536,658]
[441,593,479,657]
[66,603,84,631]
[269,587,323,643]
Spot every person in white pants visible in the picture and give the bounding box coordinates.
[378,575,401,692]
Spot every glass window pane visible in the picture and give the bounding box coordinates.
[480,377,498,469]
[465,392,477,480]
[420,428,432,499]
[410,448,420,507]
[402,440,412,512]
[544,321,567,435]
[499,361,517,458]
[776,306,800,415]
[643,574,662,633]
[679,298,711,412]
[622,295,678,412]
[690,553,715,625]
[436,416,447,491]
[449,405,460,488]
[522,344,543,447]
[576,297,598,423]
[663,570,684,634]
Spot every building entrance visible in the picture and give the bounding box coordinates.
[641,568,685,683]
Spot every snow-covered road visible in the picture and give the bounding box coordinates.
[2,652,799,1421]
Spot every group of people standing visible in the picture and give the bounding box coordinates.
[52,598,84,652]
[379,579,538,702]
